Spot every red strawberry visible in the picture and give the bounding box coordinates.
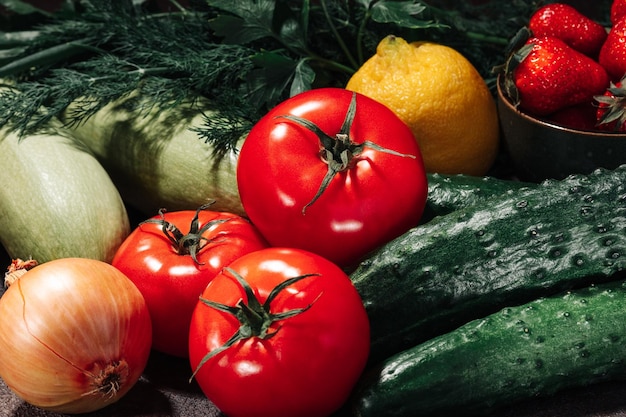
[599,15,626,81]
[506,36,610,116]
[595,75,626,131]
[546,102,598,131]
[529,3,607,57]
[611,0,626,24]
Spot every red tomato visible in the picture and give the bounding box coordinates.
[112,204,268,357]
[188,248,370,417]
[237,87,428,267]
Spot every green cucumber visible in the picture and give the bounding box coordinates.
[422,173,535,222]
[352,279,626,417]
[351,166,626,363]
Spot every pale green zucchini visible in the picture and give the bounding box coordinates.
[62,95,245,217]
[0,123,130,263]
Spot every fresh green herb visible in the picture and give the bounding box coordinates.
[0,0,54,17]
[0,0,537,147]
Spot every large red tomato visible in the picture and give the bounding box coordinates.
[237,87,428,267]
[188,248,370,417]
[112,203,268,357]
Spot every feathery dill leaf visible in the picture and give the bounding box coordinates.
[1,1,258,135]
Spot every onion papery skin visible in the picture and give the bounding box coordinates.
[0,258,152,414]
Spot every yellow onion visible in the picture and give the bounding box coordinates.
[0,258,152,414]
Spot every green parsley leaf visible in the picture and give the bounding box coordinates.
[206,0,275,44]
[248,51,297,106]
[370,1,438,29]
[291,59,315,96]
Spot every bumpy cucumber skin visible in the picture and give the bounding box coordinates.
[422,173,535,222]
[352,279,626,417]
[351,166,626,363]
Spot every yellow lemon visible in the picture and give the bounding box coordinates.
[346,35,499,176]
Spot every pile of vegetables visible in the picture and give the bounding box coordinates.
[3,1,626,417]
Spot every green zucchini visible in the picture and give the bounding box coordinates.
[62,94,245,217]
[0,123,130,263]
[352,279,626,417]
[422,173,535,222]
[351,166,626,363]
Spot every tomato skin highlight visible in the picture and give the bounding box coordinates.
[112,208,268,358]
[237,87,428,267]
[188,248,370,417]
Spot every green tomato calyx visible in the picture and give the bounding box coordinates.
[141,201,230,264]
[190,267,320,382]
[275,91,416,215]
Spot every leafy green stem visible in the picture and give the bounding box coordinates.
[355,9,372,66]
[423,4,513,47]
[0,30,40,47]
[87,65,173,83]
[464,31,510,46]
[308,54,356,76]
[265,29,355,77]
[0,41,105,78]
[320,0,359,70]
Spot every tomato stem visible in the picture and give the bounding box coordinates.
[141,201,231,264]
[275,92,416,214]
[189,267,320,382]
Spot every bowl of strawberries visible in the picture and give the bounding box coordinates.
[497,0,626,182]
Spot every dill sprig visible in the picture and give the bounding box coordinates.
[0,1,259,136]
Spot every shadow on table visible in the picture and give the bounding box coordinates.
[11,379,172,417]
[6,350,219,417]
[141,350,203,394]
[498,379,626,417]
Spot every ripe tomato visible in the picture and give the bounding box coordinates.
[237,87,428,267]
[188,248,370,417]
[112,203,268,357]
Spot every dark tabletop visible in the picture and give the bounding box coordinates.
[2,346,626,417]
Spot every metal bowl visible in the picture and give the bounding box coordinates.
[496,75,626,182]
